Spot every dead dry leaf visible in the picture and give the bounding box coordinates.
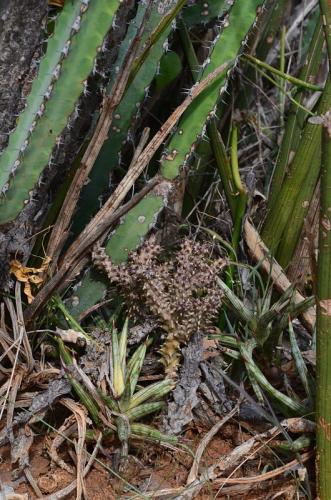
[55,328,87,345]
[319,298,331,316]
[10,257,51,304]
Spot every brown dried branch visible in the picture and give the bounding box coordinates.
[24,178,158,322]
[41,432,102,500]
[186,405,239,485]
[48,414,77,474]
[60,398,88,500]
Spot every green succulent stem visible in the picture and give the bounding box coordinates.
[178,18,239,222]
[68,0,264,318]
[178,18,200,77]
[262,78,331,256]
[321,0,331,66]
[275,148,320,267]
[262,19,326,267]
[279,25,286,129]
[127,0,186,88]
[209,120,237,220]
[0,0,83,192]
[246,61,316,116]
[255,0,288,62]
[0,0,121,224]
[267,17,324,207]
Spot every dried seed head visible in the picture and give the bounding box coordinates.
[93,237,224,378]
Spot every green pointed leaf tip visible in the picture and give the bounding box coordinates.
[0,0,121,224]
[161,0,263,180]
[119,318,129,371]
[122,342,148,403]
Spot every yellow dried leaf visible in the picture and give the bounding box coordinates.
[23,282,34,304]
[10,257,51,303]
[29,275,43,285]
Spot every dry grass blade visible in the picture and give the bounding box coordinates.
[4,283,34,371]
[60,399,88,500]
[214,450,313,486]
[48,414,77,474]
[24,467,43,498]
[0,283,34,423]
[25,61,230,321]
[6,370,24,445]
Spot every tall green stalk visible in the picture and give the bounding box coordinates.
[266,17,324,211]
[261,79,331,255]
[316,114,331,500]
[230,126,248,253]
[317,2,331,496]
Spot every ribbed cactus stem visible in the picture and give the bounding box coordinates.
[0,0,121,224]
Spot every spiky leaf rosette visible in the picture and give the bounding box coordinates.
[93,237,224,378]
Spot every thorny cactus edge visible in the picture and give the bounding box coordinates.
[65,0,264,317]
[0,0,121,225]
[93,237,225,379]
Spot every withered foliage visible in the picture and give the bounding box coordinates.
[93,237,224,378]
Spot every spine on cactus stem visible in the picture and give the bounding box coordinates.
[66,0,264,321]
[69,0,183,238]
[0,0,121,225]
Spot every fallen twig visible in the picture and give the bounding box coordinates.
[40,432,102,500]
[186,405,239,485]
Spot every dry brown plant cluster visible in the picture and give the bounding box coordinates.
[93,237,224,378]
